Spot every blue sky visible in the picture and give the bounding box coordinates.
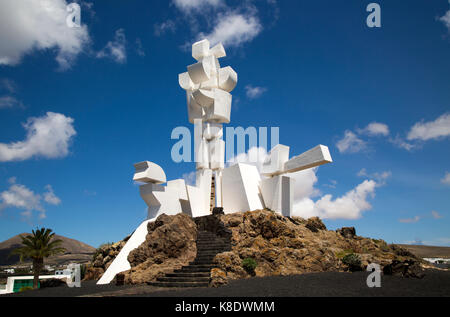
[0,0,449,248]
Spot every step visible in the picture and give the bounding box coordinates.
[166,272,210,278]
[196,250,223,254]
[195,252,219,257]
[194,256,217,262]
[193,258,216,263]
[191,259,215,263]
[197,249,231,253]
[197,245,231,249]
[197,244,229,248]
[157,277,210,283]
[197,233,218,237]
[174,267,212,273]
[182,264,214,269]
[196,243,228,248]
[148,281,209,288]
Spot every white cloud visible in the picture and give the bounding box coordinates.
[323,179,337,189]
[173,0,223,13]
[336,131,367,154]
[0,79,23,109]
[293,180,379,220]
[43,185,61,205]
[227,146,268,171]
[357,168,391,184]
[442,171,450,185]
[359,122,390,137]
[199,12,262,47]
[135,38,145,57]
[431,210,443,219]
[0,79,17,94]
[399,216,421,224]
[389,135,416,151]
[407,113,450,141]
[0,112,76,162]
[0,0,90,70]
[154,20,177,37]
[439,1,450,32]
[0,96,23,109]
[0,179,60,220]
[96,29,127,64]
[289,168,321,201]
[245,85,267,99]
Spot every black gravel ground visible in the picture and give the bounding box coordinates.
[2,269,449,297]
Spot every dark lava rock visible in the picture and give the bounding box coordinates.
[212,207,225,215]
[383,260,425,278]
[337,227,356,239]
[305,217,327,233]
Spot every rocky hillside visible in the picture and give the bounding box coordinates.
[0,233,95,266]
[211,210,422,286]
[86,210,425,286]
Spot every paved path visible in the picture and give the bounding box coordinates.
[3,269,449,297]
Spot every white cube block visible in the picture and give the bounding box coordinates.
[192,39,210,61]
[218,66,238,92]
[167,179,188,201]
[222,163,264,213]
[209,138,225,170]
[139,183,182,219]
[192,89,215,108]
[195,138,210,170]
[284,145,333,174]
[133,161,166,184]
[261,144,290,176]
[187,93,204,124]
[210,43,226,58]
[205,88,232,123]
[203,122,223,141]
[260,175,294,217]
[179,72,197,91]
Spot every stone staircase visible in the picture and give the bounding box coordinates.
[148,231,231,288]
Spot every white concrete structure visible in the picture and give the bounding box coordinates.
[260,176,294,217]
[180,39,238,211]
[97,219,153,285]
[98,39,334,284]
[260,144,333,217]
[0,271,74,294]
[222,163,265,213]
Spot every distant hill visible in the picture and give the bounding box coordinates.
[398,244,450,259]
[0,233,96,267]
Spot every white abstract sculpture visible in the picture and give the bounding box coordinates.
[99,39,334,285]
[179,39,238,211]
[259,144,333,216]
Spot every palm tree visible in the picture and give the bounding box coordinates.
[11,228,66,289]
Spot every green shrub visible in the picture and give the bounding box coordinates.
[19,286,34,292]
[80,264,86,280]
[342,253,362,272]
[335,249,354,259]
[242,258,257,275]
